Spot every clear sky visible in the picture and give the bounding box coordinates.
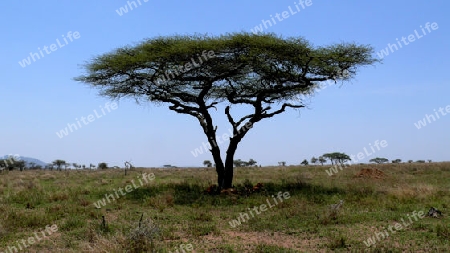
[2,0,449,167]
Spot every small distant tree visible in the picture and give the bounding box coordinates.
[1,156,24,171]
[247,159,257,167]
[81,164,86,169]
[124,161,133,175]
[323,152,351,166]
[3,160,26,171]
[427,159,432,163]
[72,163,79,169]
[416,160,426,163]
[310,156,318,165]
[98,162,108,169]
[233,159,245,167]
[301,159,309,166]
[203,160,213,167]
[52,160,66,171]
[391,159,402,163]
[28,162,36,170]
[278,161,286,166]
[407,160,413,163]
[369,157,389,164]
[318,156,326,166]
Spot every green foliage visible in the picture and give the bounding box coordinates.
[328,234,348,250]
[247,159,258,167]
[203,160,212,167]
[369,157,389,164]
[126,217,160,253]
[233,159,245,167]
[436,224,450,240]
[323,152,351,165]
[75,33,379,102]
[52,159,66,171]
[97,162,108,170]
[318,156,326,165]
[61,215,85,231]
[233,158,257,167]
[254,244,299,253]
[0,158,25,171]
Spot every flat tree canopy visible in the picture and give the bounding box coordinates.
[75,33,379,189]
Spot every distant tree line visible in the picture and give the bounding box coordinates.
[203,159,258,168]
[300,153,433,166]
[0,157,112,171]
[202,154,434,169]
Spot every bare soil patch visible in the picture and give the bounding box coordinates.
[354,168,385,179]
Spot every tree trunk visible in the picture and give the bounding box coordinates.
[222,137,240,188]
[206,133,239,189]
[223,161,234,189]
[204,134,225,189]
[211,147,225,188]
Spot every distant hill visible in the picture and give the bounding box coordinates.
[0,155,48,167]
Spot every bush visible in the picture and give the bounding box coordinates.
[98,163,108,170]
[126,217,160,252]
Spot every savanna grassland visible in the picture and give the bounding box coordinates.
[0,163,449,252]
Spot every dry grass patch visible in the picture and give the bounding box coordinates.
[388,183,436,200]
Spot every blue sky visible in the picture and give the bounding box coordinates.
[2,0,449,167]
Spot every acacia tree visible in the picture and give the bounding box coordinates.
[98,162,108,169]
[323,152,351,166]
[369,157,389,164]
[247,159,257,167]
[0,159,25,171]
[301,159,309,166]
[391,159,402,163]
[310,156,318,165]
[318,156,326,166]
[75,33,378,189]
[203,160,212,167]
[233,159,245,168]
[52,160,66,171]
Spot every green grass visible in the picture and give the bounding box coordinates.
[0,163,448,252]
